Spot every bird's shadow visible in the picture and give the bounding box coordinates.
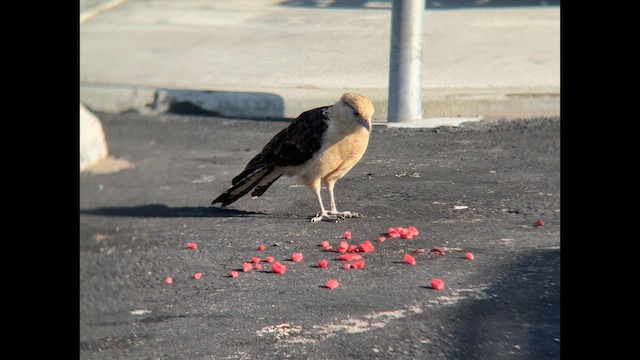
[80,204,262,218]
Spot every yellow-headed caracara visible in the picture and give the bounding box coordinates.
[211,93,374,222]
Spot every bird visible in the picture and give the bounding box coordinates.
[211,92,374,222]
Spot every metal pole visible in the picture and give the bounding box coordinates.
[388,0,425,122]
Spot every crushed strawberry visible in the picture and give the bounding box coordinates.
[325,279,339,289]
[377,236,386,242]
[339,253,363,261]
[404,254,416,265]
[430,248,446,256]
[255,263,262,270]
[344,231,352,240]
[337,241,349,253]
[318,259,328,268]
[251,257,261,264]
[535,220,545,227]
[358,240,375,253]
[186,242,197,250]
[229,271,239,278]
[347,245,358,253]
[291,253,304,262]
[272,262,287,274]
[265,256,275,263]
[242,262,253,272]
[344,263,351,269]
[431,278,445,290]
[320,240,331,248]
[352,260,365,269]
[257,244,266,251]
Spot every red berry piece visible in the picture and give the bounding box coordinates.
[257,244,266,251]
[251,257,261,264]
[352,260,365,269]
[291,253,304,262]
[164,277,173,284]
[229,271,239,278]
[318,259,328,268]
[377,236,386,242]
[337,241,349,253]
[325,279,339,289]
[344,231,352,240]
[344,263,351,269]
[187,242,197,250]
[320,240,331,248]
[535,220,545,227]
[431,278,445,290]
[339,253,363,261]
[404,254,416,265]
[465,252,474,260]
[255,263,262,270]
[358,240,375,253]
[430,248,446,256]
[242,262,253,272]
[272,262,287,274]
[193,273,202,279]
[265,256,275,263]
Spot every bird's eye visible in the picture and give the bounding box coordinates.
[353,109,361,117]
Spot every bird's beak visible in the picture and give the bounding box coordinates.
[357,117,371,132]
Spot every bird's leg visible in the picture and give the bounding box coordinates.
[325,180,362,219]
[310,178,342,222]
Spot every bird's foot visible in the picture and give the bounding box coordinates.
[310,211,363,223]
[328,210,362,219]
[311,213,340,223]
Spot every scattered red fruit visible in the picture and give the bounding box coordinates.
[430,248,446,256]
[164,277,173,284]
[318,259,328,268]
[193,272,202,279]
[358,240,375,253]
[251,257,261,264]
[344,231,352,240]
[187,242,197,250]
[257,244,266,251]
[272,262,287,274]
[414,249,426,254]
[229,271,239,278]
[377,236,386,242]
[292,253,304,262]
[255,263,262,270]
[344,263,351,269]
[337,241,349,253]
[325,279,339,289]
[346,245,357,253]
[465,252,474,260]
[535,220,545,227]
[339,253,363,261]
[242,262,253,272]
[324,246,333,251]
[404,254,416,265]
[352,260,365,269]
[431,278,445,290]
[320,240,331,248]
[265,256,275,263]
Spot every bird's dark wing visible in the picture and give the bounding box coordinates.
[251,106,329,168]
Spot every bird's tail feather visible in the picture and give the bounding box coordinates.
[212,168,271,206]
[251,173,282,197]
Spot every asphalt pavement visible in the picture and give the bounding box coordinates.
[80,113,560,359]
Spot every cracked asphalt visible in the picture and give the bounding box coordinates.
[80,113,560,359]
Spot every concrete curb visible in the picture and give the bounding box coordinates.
[80,104,108,171]
[80,84,559,122]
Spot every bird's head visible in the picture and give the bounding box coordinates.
[333,93,374,133]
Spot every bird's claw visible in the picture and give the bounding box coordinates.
[310,211,363,222]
